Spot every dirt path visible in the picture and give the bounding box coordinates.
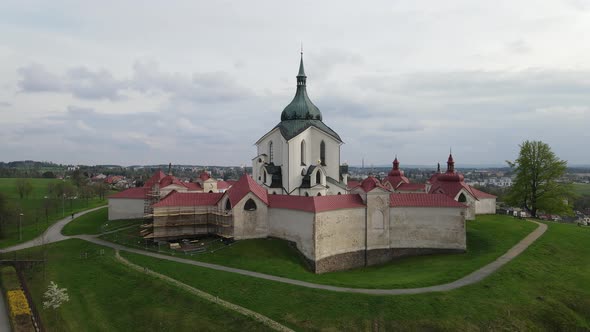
[1,212,548,295]
[115,250,294,332]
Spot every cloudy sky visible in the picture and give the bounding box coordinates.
[1,1,589,167]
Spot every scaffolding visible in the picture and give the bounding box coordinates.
[147,205,234,241]
[141,184,160,240]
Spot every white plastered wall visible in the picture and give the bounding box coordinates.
[389,207,466,250]
[313,208,366,260]
[268,208,315,260]
[231,193,269,240]
[475,197,496,214]
[108,198,144,220]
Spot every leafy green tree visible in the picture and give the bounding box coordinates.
[506,140,573,217]
[15,178,33,199]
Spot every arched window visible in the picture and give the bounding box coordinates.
[316,171,321,185]
[244,198,257,211]
[208,190,213,193]
[263,170,267,184]
[320,141,326,166]
[268,141,274,163]
[305,192,309,197]
[317,192,322,196]
[300,140,306,165]
[458,193,467,203]
[337,192,341,195]
[225,199,231,211]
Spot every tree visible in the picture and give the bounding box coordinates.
[43,281,69,320]
[15,178,33,199]
[42,171,56,178]
[506,140,573,217]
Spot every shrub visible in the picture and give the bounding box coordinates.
[7,290,31,317]
[0,266,20,291]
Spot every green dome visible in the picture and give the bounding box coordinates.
[280,56,322,121]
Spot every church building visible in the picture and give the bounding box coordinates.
[251,55,348,197]
[108,54,496,273]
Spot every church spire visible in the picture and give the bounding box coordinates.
[280,51,322,121]
[393,156,399,170]
[446,154,455,173]
[297,51,306,86]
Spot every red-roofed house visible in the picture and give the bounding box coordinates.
[427,154,497,219]
[108,168,234,221]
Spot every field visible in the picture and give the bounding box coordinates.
[121,221,590,330]
[573,183,590,196]
[5,240,272,332]
[4,219,589,330]
[61,207,143,236]
[102,215,537,289]
[0,178,108,248]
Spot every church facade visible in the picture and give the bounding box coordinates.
[108,55,496,273]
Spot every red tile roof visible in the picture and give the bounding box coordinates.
[427,170,479,201]
[109,187,149,199]
[152,191,223,207]
[346,180,361,189]
[396,183,426,192]
[226,174,268,206]
[359,176,389,192]
[184,182,203,191]
[269,194,366,213]
[225,180,238,186]
[199,172,211,181]
[390,193,466,208]
[216,180,231,190]
[470,187,497,199]
[159,175,188,188]
[382,175,410,188]
[144,170,166,188]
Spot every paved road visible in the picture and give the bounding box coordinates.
[0,206,107,254]
[1,210,548,295]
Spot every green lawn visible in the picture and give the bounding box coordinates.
[103,214,537,289]
[0,178,109,248]
[121,221,590,331]
[3,239,272,332]
[573,183,590,196]
[61,207,143,236]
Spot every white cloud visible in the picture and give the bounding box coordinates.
[1,1,590,165]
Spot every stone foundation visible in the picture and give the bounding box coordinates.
[313,247,466,274]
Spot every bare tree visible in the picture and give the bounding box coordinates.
[15,178,33,199]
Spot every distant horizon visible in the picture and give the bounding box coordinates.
[3,159,590,170]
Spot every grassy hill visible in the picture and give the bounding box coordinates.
[121,221,590,330]
[6,240,271,331]
[101,215,536,289]
[3,219,589,330]
[0,178,108,248]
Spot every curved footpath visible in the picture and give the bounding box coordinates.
[0,210,547,295]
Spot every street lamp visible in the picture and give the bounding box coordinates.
[18,213,24,241]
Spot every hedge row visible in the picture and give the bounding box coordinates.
[0,265,35,332]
